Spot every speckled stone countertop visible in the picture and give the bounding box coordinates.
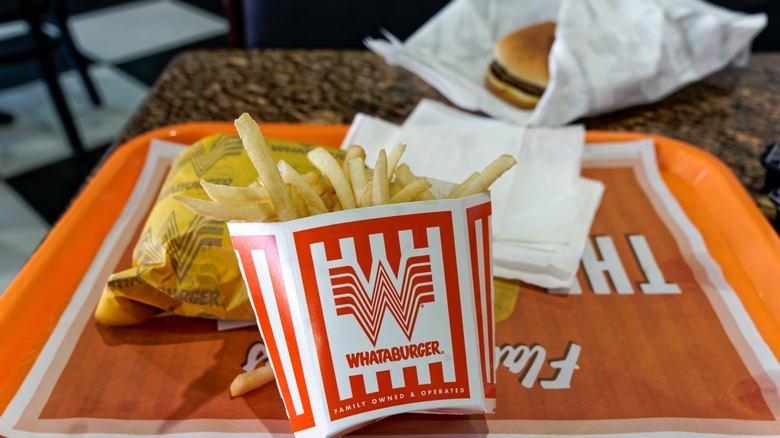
[117,49,780,206]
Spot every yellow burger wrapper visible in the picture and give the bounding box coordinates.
[94,133,344,326]
[95,133,522,326]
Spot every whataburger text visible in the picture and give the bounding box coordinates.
[346,341,444,369]
[176,112,517,398]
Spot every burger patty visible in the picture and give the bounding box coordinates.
[489,62,546,98]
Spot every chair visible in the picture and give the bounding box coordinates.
[0,0,102,154]
[224,0,451,49]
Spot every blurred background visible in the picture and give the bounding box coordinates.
[0,0,229,294]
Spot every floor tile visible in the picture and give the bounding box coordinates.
[0,64,148,177]
[0,0,229,295]
[6,144,109,224]
[0,181,49,296]
[70,0,229,64]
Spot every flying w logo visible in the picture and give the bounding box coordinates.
[134,211,223,280]
[170,134,244,178]
[330,255,435,346]
[314,229,441,347]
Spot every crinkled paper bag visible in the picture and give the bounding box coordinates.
[366,0,766,126]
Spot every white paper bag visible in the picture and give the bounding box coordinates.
[366,0,766,126]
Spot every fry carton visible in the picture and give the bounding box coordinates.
[228,193,496,437]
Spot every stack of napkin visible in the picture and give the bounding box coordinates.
[341,99,604,289]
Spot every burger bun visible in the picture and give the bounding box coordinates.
[485,21,556,110]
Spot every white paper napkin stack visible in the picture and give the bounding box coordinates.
[365,0,766,126]
[341,99,604,288]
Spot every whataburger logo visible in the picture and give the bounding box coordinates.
[328,251,435,347]
[309,225,454,390]
[309,227,442,349]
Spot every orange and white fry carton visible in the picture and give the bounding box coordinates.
[228,193,496,437]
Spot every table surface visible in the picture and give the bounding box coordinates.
[116,49,780,202]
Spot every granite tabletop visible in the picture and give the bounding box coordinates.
[116,49,780,215]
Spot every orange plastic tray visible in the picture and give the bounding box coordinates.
[1,123,779,413]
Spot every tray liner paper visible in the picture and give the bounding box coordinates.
[3,138,780,436]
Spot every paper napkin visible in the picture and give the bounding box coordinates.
[341,99,604,288]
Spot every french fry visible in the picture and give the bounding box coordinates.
[395,164,436,201]
[312,177,333,196]
[394,163,414,182]
[391,178,433,204]
[358,181,373,208]
[201,179,269,203]
[347,157,368,207]
[289,184,309,218]
[175,195,276,222]
[447,172,479,199]
[302,170,320,187]
[372,150,390,206]
[342,144,366,184]
[386,143,406,180]
[234,113,298,221]
[307,203,328,216]
[321,191,338,210]
[389,181,404,197]
[278,160,329,215]
[180,114,517,230]
[345,144,366,161]
[457,154,518,198]
[230,363,275,397]
[307,147,357,210]
[306,174,330,196]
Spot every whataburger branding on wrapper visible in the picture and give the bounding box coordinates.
[94,133,340,327]
[229,193,496,437]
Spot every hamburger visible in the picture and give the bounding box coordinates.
[485,21,556,109]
